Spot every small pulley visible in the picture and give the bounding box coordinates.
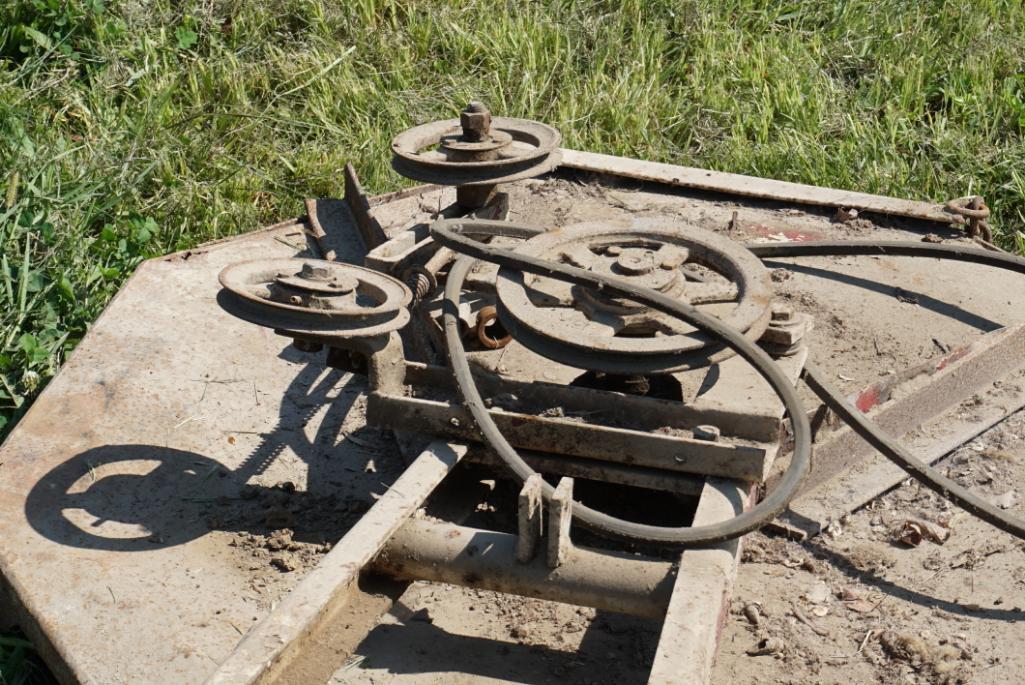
[493,219,774,374]
[218,258,411,339]
[391,101,561,208]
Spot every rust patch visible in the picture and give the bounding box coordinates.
[744,224,825,242]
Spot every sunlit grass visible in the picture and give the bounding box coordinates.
[1,0,1025,449]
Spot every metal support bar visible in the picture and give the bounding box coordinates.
[372,518,675,620]
[559,149,955,224]
[647,478,751,685]
[473,449,705,496]
[781,362,1025,538]
[367,392,772,480]
[547,477,574,569]
[343,162,388,250]
[778,322,1025,523]
[516,473,543,563]
[302,198,338,261]
[404,360,793,443]
[205,441,467,685]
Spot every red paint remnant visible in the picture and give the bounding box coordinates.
[855,386,881,413]
[745,224,825,242]
[935,346,970,372]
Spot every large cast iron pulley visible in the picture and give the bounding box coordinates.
[432,217,813,546]
[493,219,774,374]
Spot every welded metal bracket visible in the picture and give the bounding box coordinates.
[343,162,388,251]
[515,474,576,569]
[516,473,543,563]
[547,477,574,569]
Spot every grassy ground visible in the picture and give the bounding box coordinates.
[0,631,52,685]
[1,0,1024,678]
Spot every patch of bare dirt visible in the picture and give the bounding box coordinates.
[715,409,1025,685]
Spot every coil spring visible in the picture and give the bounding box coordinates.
[405,269,434,307]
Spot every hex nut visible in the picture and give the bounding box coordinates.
[760,312,811,347]
[460,102,492,141]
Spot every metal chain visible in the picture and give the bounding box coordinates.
[945,195,993,242]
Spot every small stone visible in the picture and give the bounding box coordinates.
[743,602,762,626]
[835,207,859,222]
[746,636,785,656]
[804,581,830,604]
[264,529,295,552]
[994,490,1017,509]
[270,554,296,572]
[846,598,875,613]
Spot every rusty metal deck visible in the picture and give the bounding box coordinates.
[1,152,1023,685]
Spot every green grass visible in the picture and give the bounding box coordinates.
[1,0,1025,439]
[1,0,1024,674]
[0,632,54,685]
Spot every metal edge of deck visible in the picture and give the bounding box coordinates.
[0,260,163,685]
[776,323,1025,538]
[558,148,956,225]
[646,478,752,685]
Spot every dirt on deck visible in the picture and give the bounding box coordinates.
[333,176,1025,685]
[336,407,1024,685]
[715,406,1025,685]
[4,170,1023,685]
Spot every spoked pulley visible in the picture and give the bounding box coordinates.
[218,258,411,338]
[391,101,561,208]
[493,218,774,374]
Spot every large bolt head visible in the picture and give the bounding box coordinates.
[300,263,331,281]
[760,312,811,347]
[770,304,795,323]
[460,101,492,141]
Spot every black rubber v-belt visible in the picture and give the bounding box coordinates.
[431,219,1025,545]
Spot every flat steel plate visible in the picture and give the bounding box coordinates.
[1,158,1023,685]
[0,210,411,684]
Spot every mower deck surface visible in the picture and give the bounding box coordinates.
[1,161,1023,684]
